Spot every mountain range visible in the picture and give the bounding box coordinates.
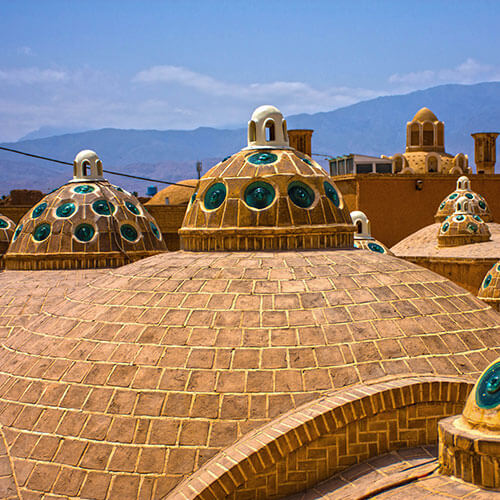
[1,81,500,195]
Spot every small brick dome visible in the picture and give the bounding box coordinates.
[180,106,353,251]
[5,150,167,270]
[435,176,492,223]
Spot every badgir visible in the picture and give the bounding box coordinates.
[0,105,499,499]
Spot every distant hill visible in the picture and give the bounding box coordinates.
[1,82,500,195]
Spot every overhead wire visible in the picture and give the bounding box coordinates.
[0,145,196,188]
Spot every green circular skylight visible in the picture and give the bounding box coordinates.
[32,202,47,219]
[441,222,450,232]
[449,193,458,200]
[247,152,278,165]
[150,221,161,240]
[244,181,275,209]
[288,181,315,208]
[125,201,140,215]
[476,361,500,409]
[74,223,95,242]
[92,199,114,216]
[120,224,138,242]
[204,183,226,210]
[465,193,474,199]
[13,224,23,241]
[479,200,487,209]
[483,274,493,288]
[324,181,340,207]
[368,242,385,254]
[56,202,76,218]
[33,223,51,242]
[73,185,95,194]
[0,219,9,229]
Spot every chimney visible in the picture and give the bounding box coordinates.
[471,132,499,174]
[288,129,313,156]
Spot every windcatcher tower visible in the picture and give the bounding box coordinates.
[472,132,499,174]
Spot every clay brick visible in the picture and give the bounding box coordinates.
[108,446,139,472]
[179,420,210,445]
[167,448,197,474]
[80,442,113,470]
[137,448,166,474]
[54,438,87,466]
[27,463,60,492]
[150,420,179,445]
[52,466,86,496]
[108,474,140,499]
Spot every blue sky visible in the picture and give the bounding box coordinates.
[1,0,499,141]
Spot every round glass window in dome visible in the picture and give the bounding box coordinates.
[56,202,76,218]
[120,224,139,242]
[479,200,487,210]
[204,183,227,210]
[474,215,483,222]
[441,222,450,233]
[288,181,315,208]
[454,215,465,222]
[244,181,275,209]
[449,193,458,200]
[439,202,446,210]
[125,201,141,215]
[31,202,47,219]
[73,184,95,194]
[33,223,51,242]
[13,224,23,241]
[74,223,95,243]
[92,199,115,216]
[0,218,9,229]
[467,222,478,233]
[301,157,314,166]
[150,221,161,240]
[222,155,232,162]
[368,242,385,254]
[247,152,278,165]
[476,361,500,409]
[324,181,340,208]
[483,274,493,288]
[465,193,474,199]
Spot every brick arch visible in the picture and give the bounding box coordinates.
[169,376,473,500]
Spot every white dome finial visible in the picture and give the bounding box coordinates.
[350,211,372,239]
[72,150,105,182]
[457,176,471,191]
[245,105,291,150]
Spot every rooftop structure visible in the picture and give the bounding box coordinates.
[4,150,167,270]
[351,210,393,255]
[0,106,498,499]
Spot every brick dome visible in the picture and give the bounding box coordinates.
[5,150,167,270]
[478,260,500,309]
[435,176,492,223]
[0,213,15,256]
[146,179,198,206]
[0,248,499,498]
[179,106,353,251]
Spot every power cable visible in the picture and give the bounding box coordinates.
[0,145,196,188]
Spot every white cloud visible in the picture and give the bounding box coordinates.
[0,67,68,85]
[133,65,381,110]
[389,58,500,87]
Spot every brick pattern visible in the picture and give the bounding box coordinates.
[180,149,354,251]
[283,445,495,500]
[438,213,490,247]
[478,260,500,310]
[5,180,166,270]
[170,377,472,500]
[0,249,498,498]
[147,180,198,206]
[439,415,500,489]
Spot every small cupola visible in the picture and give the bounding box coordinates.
[457,175,471,191]
[350,211,372,240]
[72,149,105,182]
[245,105,291,150]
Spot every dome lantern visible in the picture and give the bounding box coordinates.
[245,105,291,150]
[72,149,105,182]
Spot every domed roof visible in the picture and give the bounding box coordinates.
[180,106,353,251]
[4,150,166,270]
[478,260,500,306]
[437,195,491,247]
[351,210,394,256]
[462,357,500,431]
[0,213,15,246]
[146,179,198,205]
[412,107,439,122]
[0,248,498,498]
[435,176,492,222]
